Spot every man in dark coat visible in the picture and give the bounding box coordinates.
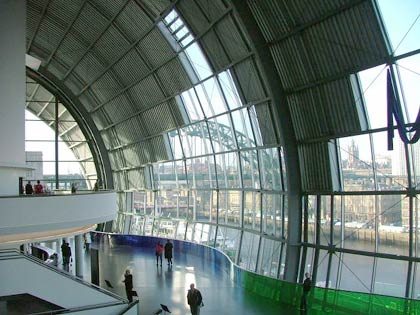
[164,239,173,265]
[123,269,134,302]
[300,272,312,312]
[187,283,203,315]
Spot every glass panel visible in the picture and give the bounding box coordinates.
[202,77,228,116]
[215,226,240,262]
[176,220,187,240]
[307,195,317,244]
[262,193,283,237]
[314,250,335,288]
[339,135,375,191]
[215,152,240,189]
[372,132,407,190]
[180,122,212,158]
[180,88,205,121]
[130,215,144,235]
[340,253,373,293]
[194,190,214,222]
[168,130,183,159]
[320,196,332,247]
[218,190,241,227]
[249,106,264,146]
[341,195,375,252]
[134,191,154,215]
[218,71,242,110]
[259,148,282,190]
[378,195,408,255]
[208,113,235,153]
[257,237,281,279]
[241,149,260,189]
[144,217,154,236]
[187,156,216,189]
[185,43,213,80]
[374,258,408,298]
[240,231,260,272]
[244,191,261,232]
[358,65,387,129]
[377,0,420,55]
[231,108,255,149]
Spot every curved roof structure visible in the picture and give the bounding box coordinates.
[25,0,420,299]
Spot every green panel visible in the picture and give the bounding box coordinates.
[238,269,420,314]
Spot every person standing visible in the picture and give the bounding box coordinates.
[155,241,164,266]
[187,283,203,315]
[123,269,134,302]
[34,180,43,194]
[300,272,312,312]
[164,239,173,265]
[25,181,33,195]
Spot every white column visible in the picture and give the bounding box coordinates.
[75,234,84,278]
[0,0,28,195]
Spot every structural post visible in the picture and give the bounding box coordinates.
[75,234,84,278]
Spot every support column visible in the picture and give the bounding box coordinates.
[0,0,28,195]
[75,234,84,278]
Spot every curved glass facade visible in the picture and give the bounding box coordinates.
[27,1,419,301]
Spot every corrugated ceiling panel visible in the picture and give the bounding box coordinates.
[214,15,250,63]
[254,102,278,146]
[93,25,131,65]
[140,0,172,17]
[89,0,127,19]
[33,17,66,53]
[304,3,387,81]
[122,146,142,168]
[103,94,136,123]
[127,168,145,189]
[26,0,48,48]
[200,30,231,72]
[155,59,192,96]
[89,72,122,104]
[289,89,326,141]
[109,149,125,170]
[137,29,175,69]
[91,108,109,130]
[248,0,292,41]
[65,72,85,96]
[127,142,154,166]
[128,76,166,112]
[53,34,86,70]
[142,102,175,135]
[115,1,154,43]
[113,171,127,191]
[72,3,109,44]
[73,52,106,84]
[47,60,69,81]
[149,136,169,162]
[101,129,118,150]
[177,0,210,35]
[112,49,151,87]
[114,116,147,144]
[298,142,332,191]
[289,77,363,141]
[287,0,351,25]
[79,89,100,112]
[232,58,267,103]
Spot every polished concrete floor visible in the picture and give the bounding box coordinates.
[85,240,298,315]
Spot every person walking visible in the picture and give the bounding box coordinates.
[164,239,173,265]
[187,283,203,315]
[123,269,134,302]
[300,272,312,312]
[61,241,72,271]
[155,241,164,266]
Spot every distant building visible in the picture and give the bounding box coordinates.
[25,151,43,181]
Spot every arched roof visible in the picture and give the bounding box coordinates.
[26,0,389,193]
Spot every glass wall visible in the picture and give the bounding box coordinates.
[113,1,420,300]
